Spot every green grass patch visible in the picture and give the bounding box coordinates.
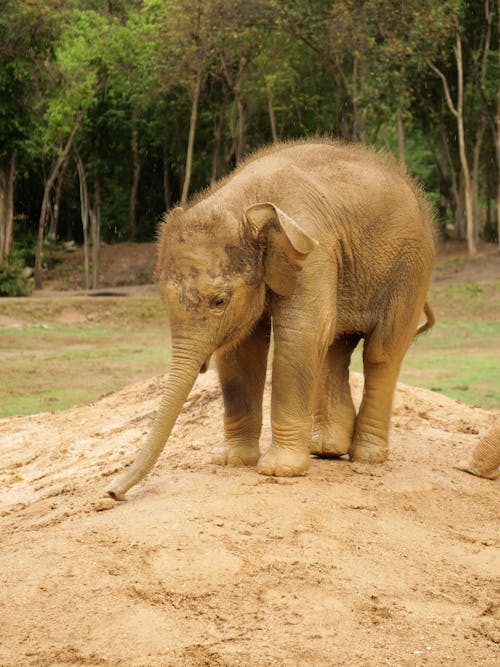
[435,256,465,271]
[399,354,499,408]
[1,294,499,418]
[351,319,500,409]
[0,315,172,418]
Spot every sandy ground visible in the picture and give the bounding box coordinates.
[0,370,499,666]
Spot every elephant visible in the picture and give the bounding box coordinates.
[107,139,435,500]
[455,423,500,479]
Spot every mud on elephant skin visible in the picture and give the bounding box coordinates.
[107,139,435,500]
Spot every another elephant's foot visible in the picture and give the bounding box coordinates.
[349,432,388,464]
[454,458,500,480]
[257,445,310,477]
[311,422,352,458]
[211,442,260,467]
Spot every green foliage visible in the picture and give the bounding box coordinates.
[2,0,500,246]
[0,0,58,161]
[0,250,31,297]
[41,9,116,149]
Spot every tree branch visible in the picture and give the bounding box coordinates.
[426,60,458,118]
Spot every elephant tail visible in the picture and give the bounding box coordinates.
[415,302,435,336]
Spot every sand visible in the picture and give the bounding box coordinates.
[0,371,498,666]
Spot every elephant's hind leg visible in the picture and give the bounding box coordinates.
[312,334,360,458]
[212,314,270,467]
[349,318,416,463]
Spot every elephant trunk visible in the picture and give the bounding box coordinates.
[106,345,208,500]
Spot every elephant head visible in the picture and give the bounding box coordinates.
[106,202,318,499]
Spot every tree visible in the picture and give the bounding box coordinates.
[106,4,162,238]
[33,8,115,288]
[496,0,500,245]
[428,26,476,255]
[147,0,215,205]
[2,0,500,274]
[209,0,268,164]
[0,0,57,268]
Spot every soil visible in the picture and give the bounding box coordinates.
[1,241,499,665]
[39,239,500,293]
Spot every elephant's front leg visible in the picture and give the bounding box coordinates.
[212,315,270,467]
[258,322,326,477]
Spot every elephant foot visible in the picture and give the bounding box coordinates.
[211,443,260,467]
[311,425,352,459]
[454,458,500,480]
[257,446,310,477]
[349,433,388,464]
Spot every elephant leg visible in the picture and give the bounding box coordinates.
[258,322,329,477]
[312,334,360,458]
[349,326,412,463]
[212,314,271,467]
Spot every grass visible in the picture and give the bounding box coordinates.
[351,320,500,409]
[0,277,499,419]
[402,319,499,408]
[0,297,172,418]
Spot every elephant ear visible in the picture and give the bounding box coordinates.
[244,202,319,296]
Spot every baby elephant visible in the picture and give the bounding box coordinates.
[107,139,435,500]
[455,423,500,480]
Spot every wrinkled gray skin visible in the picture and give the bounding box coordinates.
[107,140,435,500]
[455,423,500,479]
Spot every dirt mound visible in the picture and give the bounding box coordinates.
[1,372,498,666]
[35,239,500,295]
[41,242,157,291]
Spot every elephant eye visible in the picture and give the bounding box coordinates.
[210,296,227,309]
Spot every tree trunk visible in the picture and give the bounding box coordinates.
[91,176,100,290]
[162,144,171,210]
[456,177,466,240]
[396,110,406,164]
[181,69,202,206]
[439,125,462,238]
[427,124,460,238]
[211,117,223,184]
[47,154,70,243]
[438,181,448,237]
[497,0,500,245]
[0,154,16,269]
[129,124,140,241]
[467,0,491,244]
[333,59,352,140]
[0,166,5,267]
[496,86,500,243]
[34,111,82,289]
[266,80,278,143]
[471,119,485,240]
[211,95,227,184]
[75,152,90,291]
[428,32,475,254]
[455,33,476,254]
[352,53,366,143]
[234,90,247,165]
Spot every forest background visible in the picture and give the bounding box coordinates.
[1,0,499,294]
